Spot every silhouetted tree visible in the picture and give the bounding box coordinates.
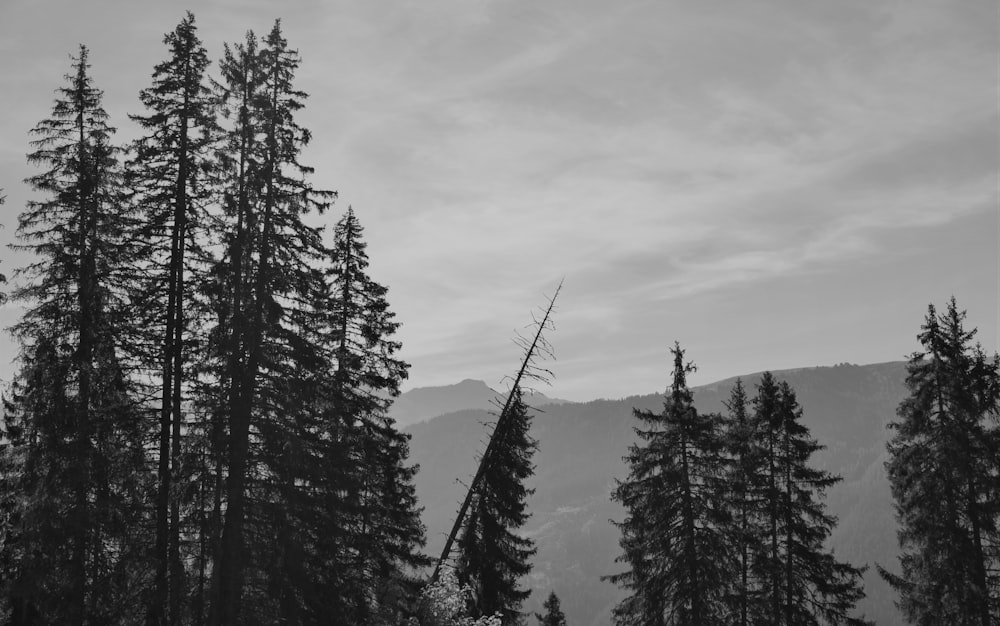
[128,12,217,623]
[880,298,1000,625]
[608,343,730,626]
[535,591,568,626]
[1,45,149,625]
[456,386,538,625]
[751,374,870,625]
[720,378,766,625]
[206,21,335,624]
[325,207,428,623]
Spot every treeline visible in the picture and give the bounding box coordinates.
[606,298,1000,625]
[0,13,427,626]
[607,345,871,625]
[0,14,550,626]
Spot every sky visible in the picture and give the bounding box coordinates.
[0,0,996,402]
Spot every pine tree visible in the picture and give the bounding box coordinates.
[207,21,334,624]
[607,343,730,626]
[720,378,766,625]
[750,374,870,626]
[456,386,538,625]
[880,298,1000,625]
[324,207,428,623]
[1,45,150,624]
[127,12,217,623]
[535,591,568,626]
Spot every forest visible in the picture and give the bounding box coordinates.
[0,12,997,626]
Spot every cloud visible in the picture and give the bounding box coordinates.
[0,0,994,399]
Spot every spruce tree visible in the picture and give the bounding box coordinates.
[456,386,538,625]
[1,45,149,624]
[207,21,334,623]
[720,378,765,625]
[880,299,1000,625]
[750,374,870,626]
[607,343,730,626]
[324,207,427,623]
[535,591,568,626]
[127,12,217,623]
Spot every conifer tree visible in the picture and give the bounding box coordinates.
[456,386,538,625]
[207,21,334,624]
[880,298,1000,625]
[535,591,568,626]
[607,343,730,626]
[1,45,149,624]
[127,12,217,623]
[720,378,765,625]
[324,207,427,623]
[750,374,870,626]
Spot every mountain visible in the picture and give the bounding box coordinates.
[390,378,568,428]
[405,361,909,626]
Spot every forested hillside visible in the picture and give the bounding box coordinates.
[408,361,909,625]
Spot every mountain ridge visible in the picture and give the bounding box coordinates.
[405,360,909,626]
[390,378,568,428]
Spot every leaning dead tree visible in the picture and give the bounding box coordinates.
[430,280,562,582]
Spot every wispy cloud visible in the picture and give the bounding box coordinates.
[0,0,994,399]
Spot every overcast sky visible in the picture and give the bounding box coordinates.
[0,0,996,401]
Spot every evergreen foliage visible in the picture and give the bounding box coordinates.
[1,45,150,624]
[608,343,730,626]
[325,207,428,624]
[127,12,218,623]
[880,298,1000,625]
[720,378,764,625]
[748,375,870,626]
[0,16,429,626]
[535,591,568,626]
[608,348,870,626]
[456,387,538,625]
[206,20,336,623]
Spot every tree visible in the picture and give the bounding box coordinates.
[750,374,870,626]
[720,378,765,625]
[607,343,730,626]
[456,386,538,625]
[127,12,217,624]
[324,207,428,624]
[432,285,559,625]
[206,21,335,623]
[880,298,1000,625]
[535,591,568,626]
[1,45,149,625]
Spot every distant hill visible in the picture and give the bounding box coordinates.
[390,378,567,428]
[405,361,909,626]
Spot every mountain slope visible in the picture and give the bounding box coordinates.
[406,361,909,626]
[391,378,567,428]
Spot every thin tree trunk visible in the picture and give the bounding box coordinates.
[783,423,793,625]
[768,424,779,624]
[679,427,701,621]
[169,109,190,626]
[209,61,252,624]
[72,107,96,626]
